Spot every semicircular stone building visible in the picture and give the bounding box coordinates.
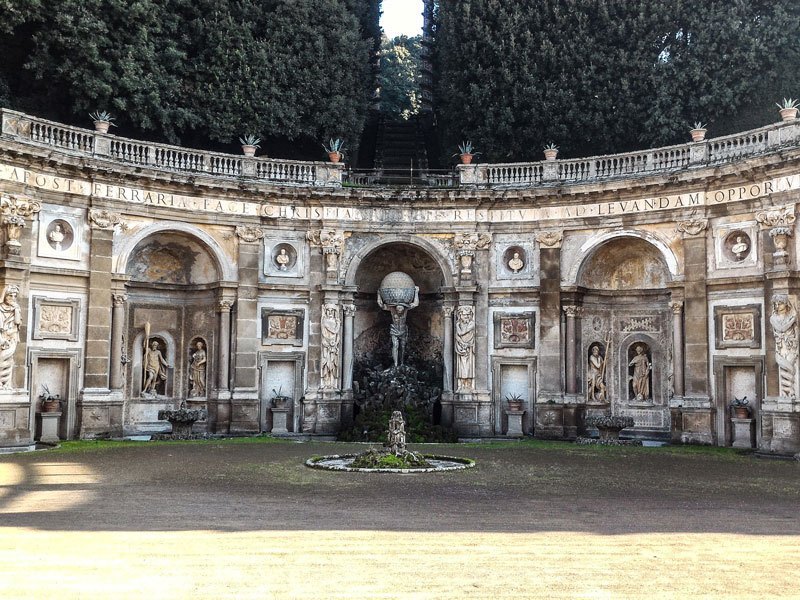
[1,108,799,454]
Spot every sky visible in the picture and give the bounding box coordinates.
[381,0,424,38]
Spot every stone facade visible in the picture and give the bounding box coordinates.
[1,108,800,454]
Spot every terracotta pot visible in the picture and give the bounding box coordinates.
[543,149,558,161]
[690,128,707,142]
[779,107,798,122]
[242,144,257,157]
[93,120,110,134]
[507,400,524,412]
[733,406,749,419]
[328,151,341,163]
[459,153,473,165]
[42,399,60,413]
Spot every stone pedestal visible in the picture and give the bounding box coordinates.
[731,417,755,449]
[37,411,61,443]
[271,407,289,434]
[534,403,564,439]
[505,410,525,437]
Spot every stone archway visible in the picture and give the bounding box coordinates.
[122,230,225,434]
[576,235,674,438]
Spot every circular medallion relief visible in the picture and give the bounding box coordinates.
[723,230,751,262]
[46,219,74,252]
[503,246,525,273]
[272,243,297,271]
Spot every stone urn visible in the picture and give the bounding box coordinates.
[158,404,208,437]
[379,271,416,305]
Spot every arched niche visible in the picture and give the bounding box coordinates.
[577,236,671,291]
[125,231,221,285]
[351,240,448,371]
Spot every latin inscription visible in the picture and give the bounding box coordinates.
[2,163,799,224]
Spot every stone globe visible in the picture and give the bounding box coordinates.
[379,271,416,305]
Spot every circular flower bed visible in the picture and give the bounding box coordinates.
[306,453,475,473]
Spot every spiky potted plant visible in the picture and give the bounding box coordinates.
[323,138,346,163]
[453,141,479,165]
[690,122,707,142]
[239,134,261,157]
[89,111,116,134]
[39,385,61,413]
[730,396,750,419]
[505,393,524,412]
[776,98,799,122]
[271,387,291,409]
[543,142,559,161]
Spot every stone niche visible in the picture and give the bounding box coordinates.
[126,233,219,285]
[352,242,446,368]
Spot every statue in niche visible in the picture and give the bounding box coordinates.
[507,251,524,273]
[142,339,170,396]
[587,343,608,403]
[455,306,476,391]
[320,305,340,388]
[377,286,420,368]
[274,247,291,271]
[47,222,66,251]
[628,343,652,401]
[770,295,797,399]
[731,235,749,260]
[0,285,21,388]
[188,340,207,397]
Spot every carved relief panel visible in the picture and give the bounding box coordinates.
[32,297,81,341]
[37,212,81,261]
[713,221,758,270]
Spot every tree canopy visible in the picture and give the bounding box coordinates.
[378,35,423,120]
[0,0,379,157]
[433,0,800,162]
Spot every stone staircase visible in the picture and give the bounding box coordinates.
[374,117,429,185]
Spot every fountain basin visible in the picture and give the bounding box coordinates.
[157,407,208,438]
[306,453,475,473]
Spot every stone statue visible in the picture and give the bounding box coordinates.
[386,410,406,455]
[301,398,316,433]
[628,344,651,401]
[320,304,340,388]
[0,285,21,388]
[455,305,476,391]
[770,295,797,399]
[188,340,207,397]
[275,247,290,271]
[731,235,749,259]
[507,251,524,273]
[377,286,419,368]
[48,223,65,251]
[142,339,170,396]
[587,344,607,403]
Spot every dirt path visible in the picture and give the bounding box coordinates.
[1,439,798,598]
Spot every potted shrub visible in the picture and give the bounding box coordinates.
[89,110,116,133]
[39,385,61,413]
[239,134,261,157]
[776,98,799,122]
[543,142,559,161]
[730,397,750,419]
[322,138,346,163]
[453,141,479,165]
[690,121,707,142]
[505,393,524,412]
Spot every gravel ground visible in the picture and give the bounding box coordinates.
[1,438,798,598]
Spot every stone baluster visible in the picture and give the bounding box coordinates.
[110,293,127,389]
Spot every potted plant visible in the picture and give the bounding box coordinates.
[39,385,61,413]
[776,98,799,122]
[323,138,346,163]
[690,121,707,142]
[239,134,261,157]
[453,141,479,165]
[271,387,292,409]
[89,110,116,133]
[730,396,750,419]
[543,142,559,161]
[505,393,524,412]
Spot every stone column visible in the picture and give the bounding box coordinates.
[442,306,454,392]
[670,301,684,398]
[563,306,578,394]
[341,303,355,391]
[536,231,564,403]
[217,300,233,391]
[110,293,126,390]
